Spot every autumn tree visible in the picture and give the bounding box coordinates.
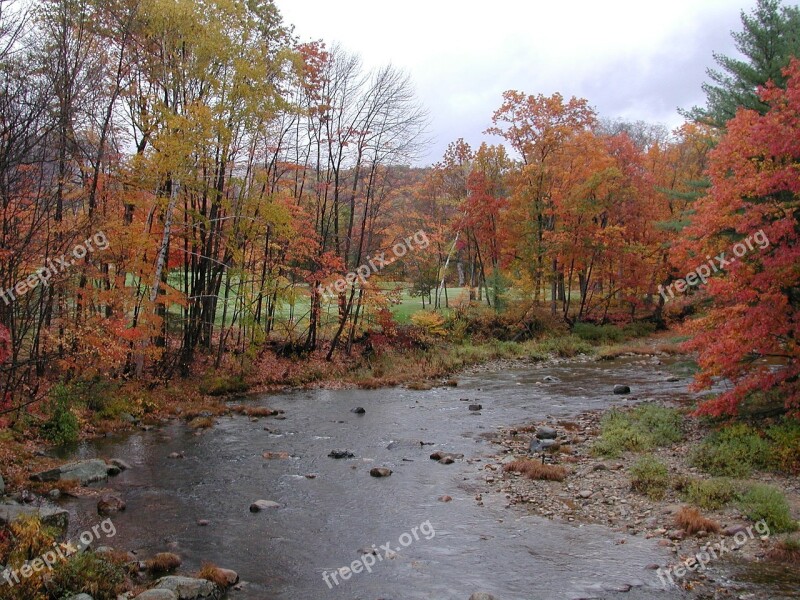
[681,59,800,417]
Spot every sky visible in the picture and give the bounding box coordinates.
[274,0,760,164]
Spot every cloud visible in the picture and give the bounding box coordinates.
[275,0,758,163]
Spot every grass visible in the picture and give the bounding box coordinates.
[503,458,568,481]
[738,484,798,533]
[682,477,738,511]
[767,536,800,562]
[675,506,721,535]
[691,423,770,477]
[629,455,670,500]
[572,322,656,344]
[198,562,230,588]
[591,404,683,458]
[144,552,183,574]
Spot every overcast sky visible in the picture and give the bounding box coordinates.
[274,0,759,164]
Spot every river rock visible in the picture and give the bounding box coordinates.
[97,494,126,515]
[439,456,455,465]
[135,591,178,600]
[328,449,354,459]
[468,404,483,411]
[469,594,497,600]
[369,467,392,478]
[542,375,560,382]
[249,500,280,512]
[529,438,559,453]
[216,568,239,586]
[0,501,68,532]
[535,426,557,440]
[613,384,631,394]
[154,576,220,600]
[350,407,366,414]
[109,458,132,471]
[30,459,113,485]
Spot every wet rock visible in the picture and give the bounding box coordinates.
[469,594,497,600]
[0,501,68,532]
[350,407,366,414]
[439,456,455,465]
[97,494,126,515]
[667,529,685,541]
[429,451,463,461]
[468,404,483,411]
[535,427,557,440]
[666,376,680,382]
[543,375,560,383]
[369,467,392,478]
[30,459,113,485]
[439,495,453,502]
[134,591,178,600]
[109,458,132,471]
[168,452,185,459]
[197,519,210,526]
[613,384,631,395]
[216,568,239,586]
[724,524,748,536]
[262,451,290,460]
[154,576,220,599]
[249,500,280,512]
[529,438,559,453]
[328,449,355,459]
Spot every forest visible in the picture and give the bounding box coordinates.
[0,0,798,597]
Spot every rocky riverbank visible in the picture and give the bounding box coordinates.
[479,401,800,599]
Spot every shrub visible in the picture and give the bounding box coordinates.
[199,374,248,396]
[682,478,737,510]
[49,552,126,600]
[691,424,770,477]
[503,459,568,482]
[592,405,683,458]
[765,419,800,475]
[630,455,670,500]
[738,484,798,533]
[410,310,447,337]
[41,384,79,445]
[675,506,721,535]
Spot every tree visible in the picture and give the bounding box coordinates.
[685,0,800,128]
[681,58,800,417]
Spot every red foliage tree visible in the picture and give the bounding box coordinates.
[681,59,800,417]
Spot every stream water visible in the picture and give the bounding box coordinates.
[58,356,794,600]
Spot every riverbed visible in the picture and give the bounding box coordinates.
[61,356,737,599]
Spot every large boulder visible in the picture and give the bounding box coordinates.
[154,576,220,600]
[0,501,68,533]
[31,459,115,485]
